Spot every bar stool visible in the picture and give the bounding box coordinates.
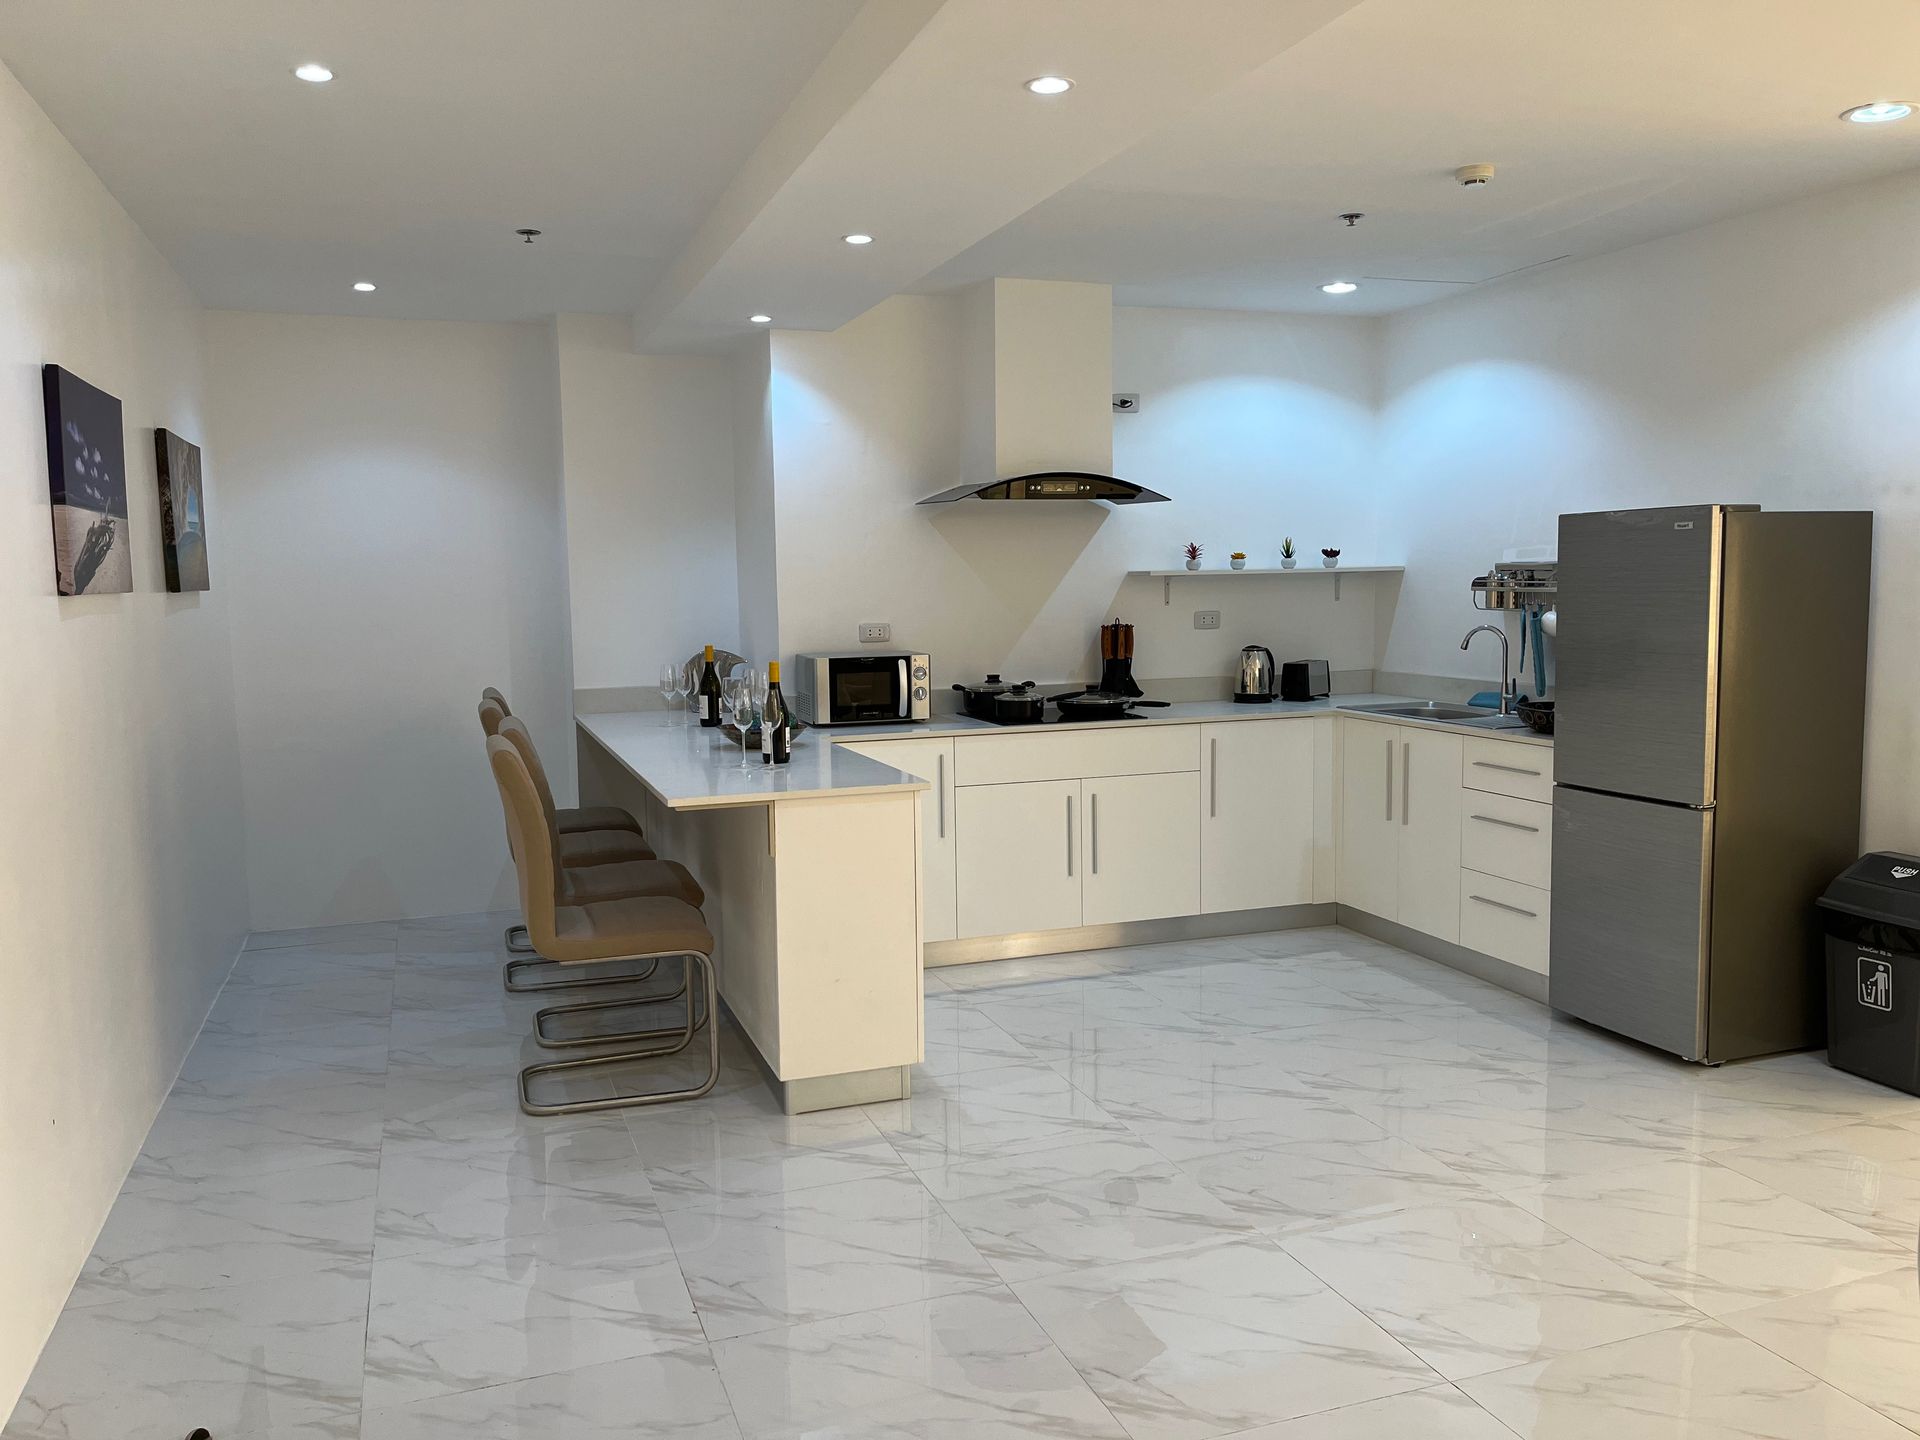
[488,736,718,1115]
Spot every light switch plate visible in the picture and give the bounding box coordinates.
[859,622,892,643]
[1193,610,1221,631]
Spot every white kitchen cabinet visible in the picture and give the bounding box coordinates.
[1338,723,1400,919]
[1201,720,1315,913]
[954,779,1083,938]
[1396,727,1464,942]
[1460,871,1552,974]
[1082,771,1201,926]
[841,736,957,942]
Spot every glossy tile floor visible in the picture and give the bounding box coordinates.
[10,917,1920,1439]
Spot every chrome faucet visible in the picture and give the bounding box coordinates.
[1461,625,1518,716]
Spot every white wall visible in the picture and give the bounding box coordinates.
[555,313,739,694]
[0,60,249,1415]
[207,312,572,930]
[731,334,779,664]
[1379,168,1920,849]
[766,297,1382,687]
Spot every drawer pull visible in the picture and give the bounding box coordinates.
[1470,813,1541,834]
[1469,893,1539,919]
[1472,759,1543,777]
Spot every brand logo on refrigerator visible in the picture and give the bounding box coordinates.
[1891,865,1918,881]
[1858,956,1894,1012]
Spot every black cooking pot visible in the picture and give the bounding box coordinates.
[1048,689,1172,722]
[953,676,1046,724]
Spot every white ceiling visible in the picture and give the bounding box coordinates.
[5,0,1920,332]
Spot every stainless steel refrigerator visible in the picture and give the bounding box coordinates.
[1550,504,1872,1063]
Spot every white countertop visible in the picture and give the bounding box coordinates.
[577,711,932,811]
[831,694,1554,748]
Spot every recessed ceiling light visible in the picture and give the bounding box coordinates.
[842,233,874,246]
[1321,281,1359,295]
[1025,75,1073,96]
[1841,100,1913,124]
[352,281,377,292]
[749,314,772,325]
[293,62,333,83]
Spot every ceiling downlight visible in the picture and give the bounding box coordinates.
[292,63,333,83]
[1024,75,1073,96]
[1841,101,1913,124]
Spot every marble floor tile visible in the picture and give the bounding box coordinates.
[865,1064,1132,1172]
[4,1263,369,1439]
[624,1101,906,1211]
[1176,1134,1490,1235]
[1710,1119,1920,1243]
[73,1153,378,1304]
[1221,1385,1521,1439]
[1282,1197,1696,1379]
[129,1073,387,1184]
[711,1288,1126,1439]
[1460,1321,1915,1439]
[203,969,397,1035]
[246,919,398,951]
[1014,1236,1437,1440]
[374,1115,656,1258]
[1504,1154,1911,1316]
[174,1014,394,1085]
[359,1344,743,1439]
[661,1172,999,1341]
[362,1215,699,1408]
[1723,1271,1920,1433]
[226,939,401,986]
[925,1136,1255,1282]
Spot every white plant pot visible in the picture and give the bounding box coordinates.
[1230,558,1247,570]
[1185,558,1200,570]
[1322,555,1339,569]
[1280,557,1297,569]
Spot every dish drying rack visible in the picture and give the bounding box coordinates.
[1471,561,1557,612]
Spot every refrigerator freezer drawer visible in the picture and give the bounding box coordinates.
[1549,786,1713,1060]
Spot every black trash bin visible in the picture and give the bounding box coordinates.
[1818,851,1920,1096]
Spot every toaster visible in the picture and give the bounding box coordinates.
[1279,659,1330,702]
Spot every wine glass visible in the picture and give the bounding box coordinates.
[683,659,700,723]
[658,662,682,724]
[724,675,753,767]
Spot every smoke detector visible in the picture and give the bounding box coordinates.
[1454,164,1496,187]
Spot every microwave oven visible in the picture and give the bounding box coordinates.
[794,651,932,726]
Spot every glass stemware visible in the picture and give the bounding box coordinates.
[658,662,682,723]
[724,675,753,767]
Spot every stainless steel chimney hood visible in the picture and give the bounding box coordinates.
[917,471,1169,505]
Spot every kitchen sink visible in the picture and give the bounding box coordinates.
[1342,700,1530,730]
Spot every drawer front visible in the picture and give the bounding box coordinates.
[1460,871,1551,975]
[1461,736,1554,804]
[1459,791,1553,889]
[954,725,1200,787]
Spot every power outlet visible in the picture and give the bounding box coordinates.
[1193,610,1221,631]
[858,622,892,644]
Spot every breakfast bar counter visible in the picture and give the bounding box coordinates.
[576,711,929,1113]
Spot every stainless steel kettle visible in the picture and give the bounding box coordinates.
[1234,644,1276,704]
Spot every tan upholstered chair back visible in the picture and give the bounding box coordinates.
[481,686,510,713]
[487,735,561,952]
[495,716,570,894]
[478,696,508,737]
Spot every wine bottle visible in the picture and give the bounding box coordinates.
[763,661,791,765]
[697,645,722,727]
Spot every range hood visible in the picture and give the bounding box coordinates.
[918,279,1167,506]
[918,472,1169,505]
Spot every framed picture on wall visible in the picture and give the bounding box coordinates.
[42,365,132,596]
[154,428,210,592]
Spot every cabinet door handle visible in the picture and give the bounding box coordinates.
[1401,741,1411,828]
[1469,892,1539,919]
[1472,759,1542,777]
[1066,794,1074,877]
[1091,793,1099,875]
[1384,738,1393,823]
[1209,738,1218,818]
[1470,812,1540,834]
[936,752,946,838]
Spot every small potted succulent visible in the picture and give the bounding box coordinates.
[1279,537,1298,570]
[1321,547,1342,570]
[1183,541,1203,571]
[1230,551,1248,571]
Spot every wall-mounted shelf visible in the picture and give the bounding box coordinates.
[1130,565,1404,604]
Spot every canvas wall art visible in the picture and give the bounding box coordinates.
[43,365,131,596]
[154,428,209,592]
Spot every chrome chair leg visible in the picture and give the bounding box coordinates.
[503,954,660,994]
[519,953,721,1115]
[532,961,702,1050]
[503,923,535,955]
